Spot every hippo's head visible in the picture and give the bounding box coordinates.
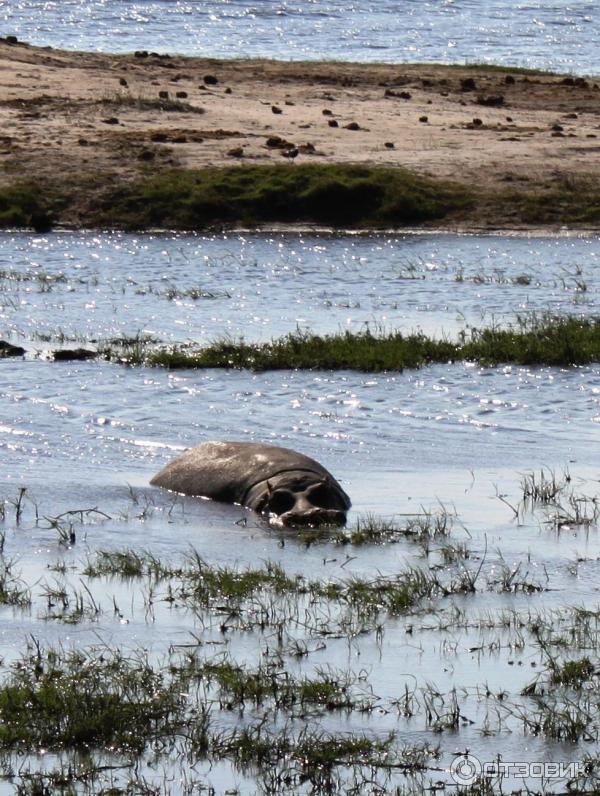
[245,472,350,527]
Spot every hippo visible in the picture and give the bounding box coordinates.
[150,440,350,527]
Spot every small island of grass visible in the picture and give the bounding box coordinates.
[104,315,600,372]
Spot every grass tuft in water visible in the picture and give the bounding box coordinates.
[83,548,168,580]
[134,314,600,372]
[84,548,438,620]
[196,657,365,712]
[0,559,30,608]
[550,657,596,688]
[520,467,571,505]
[0,643,190,753]
[517,468,600,530]
[298,508,455,548]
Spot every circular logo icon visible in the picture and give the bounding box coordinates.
[451,754,482,785]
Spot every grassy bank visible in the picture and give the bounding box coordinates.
[1,164,599,231]
[109,315,600,371]
[497,177,600,226]
[0,182,55,232]
[94,164,474,229]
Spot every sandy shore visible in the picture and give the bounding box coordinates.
[1,38,599,229]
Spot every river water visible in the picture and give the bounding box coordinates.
[0,230,599,792]
[1,0,599,73]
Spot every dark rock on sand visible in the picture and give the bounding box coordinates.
[477,94,504,107]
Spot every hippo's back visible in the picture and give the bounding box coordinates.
[150,440,333,503]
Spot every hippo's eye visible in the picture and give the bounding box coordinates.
[267,489,296,515]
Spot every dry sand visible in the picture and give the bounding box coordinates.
[1,38,599,228]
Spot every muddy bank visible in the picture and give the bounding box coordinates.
[0,39,599,231]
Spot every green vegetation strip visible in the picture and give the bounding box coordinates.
[116,316,600,371]
[0,642,441,783]
[93,164,472,229]
[84,550,437,616]
[197,658,364,711]
[2,164,600,231]
[0,164,472,232]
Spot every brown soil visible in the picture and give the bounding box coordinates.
[1,38,600,229]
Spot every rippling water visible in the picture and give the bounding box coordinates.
[1,230,599,792]
[1,231,598,345]
[1,229,598,517]
[1,0,598,73]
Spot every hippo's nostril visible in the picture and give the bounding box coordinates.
[266,489,296,516]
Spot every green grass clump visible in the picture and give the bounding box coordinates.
[550,657,596,688]
[143,315,600,372]
[334,513,418,546]
[212,724,397,771]
[0,183,53,231]
[93,164,473,230]
[0,646,187,752]
[459,315,600,366]
[83,549,151,579]
[147,328,459,371]
[198,659,358,711]
[3,162,600,230]
[507,188,600,225]
[181,553,301,605]
[0,565,30,608]
[0,550,31,608]
[320,568,435,615]
[84,549,437,618]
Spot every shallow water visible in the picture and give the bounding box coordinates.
[1,0,599,73]
[1,231,598,344]
[0,230,599,793]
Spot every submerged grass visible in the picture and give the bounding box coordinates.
[549,657,596,688]
[140,315,600,371]
[0,641,442,794]
[517,467,600,530]
[198,658,365,712]
[0,561,30,609]
[293,509,455,548]
[85,549,437,618]
[0,645,187,752]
